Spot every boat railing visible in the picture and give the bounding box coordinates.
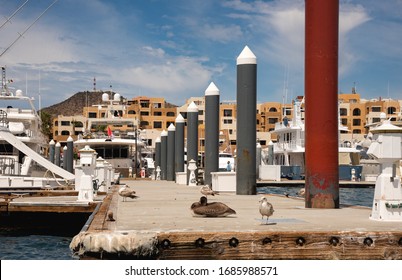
[78,131,140,140]
[274,139,303,151]
[1,107,36,115]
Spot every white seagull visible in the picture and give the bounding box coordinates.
[118,185,138,202]
[200,185,219,196]
[259,196,274,224]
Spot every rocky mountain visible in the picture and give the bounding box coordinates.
[41,91,178,117]
[40,91,104,117]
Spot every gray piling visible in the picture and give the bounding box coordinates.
[55,142,61,167]
[204,82,220,187]
[63,146,68,170]
[268,140,274,165]
[167,124,176,181]
[187,101,199,185]
[236,45,257,195]
[155,137,161,180]
[160,130,168,180]
[49,139,55,164]
[175,114,185,173]
[256,142,261,180]
[67,136,74,173]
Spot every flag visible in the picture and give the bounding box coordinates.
[107,126,112,137]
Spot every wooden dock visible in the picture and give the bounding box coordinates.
[0,191,100,235]
[70,179,402,260]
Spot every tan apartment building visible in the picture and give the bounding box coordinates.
[52,92,402,150]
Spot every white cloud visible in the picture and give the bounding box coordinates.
[116,56,212,97]
[198,23,243,43]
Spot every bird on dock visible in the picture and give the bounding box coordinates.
[259,196,274,225]
[107,210,115,221]
[118,185,138,202]
[297,188,305,197]
[191,196,236,217]
[200,184,219,196]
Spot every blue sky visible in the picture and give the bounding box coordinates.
[1,0,402,109]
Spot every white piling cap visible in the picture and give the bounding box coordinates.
[155,137,161,143]
[168,123,176,131]
[237,45,257,65]
[49,139,55,145]
[176,114,185,123]
[205,82,220,96]
[67,136,73,142]
[187,101,199,112]
[55,142,61,147]
[161,130,168,137]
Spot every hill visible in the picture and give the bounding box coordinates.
[41,91,104,117]
[41,91,178,117]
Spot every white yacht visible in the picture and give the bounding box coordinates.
[74,91,145,178]
[0,67,48,176]
[268,97,362,180]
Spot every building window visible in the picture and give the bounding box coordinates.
[223,109,232,117]
[140,111,149,116]
[153,112,162,116]
[73,121,84,128]
[269,107,277,112]
[61,130,70,135]
[54,121,58,126]
[140,121,149,127]
[224,119,233,124]
[340,108,347,116]
[140,100,150,108]
[61,121,70,126]
[198,110,204,116]
[268,118,278,124]
[154,121,162,129]
[372,117,381,123]
[352,108,361,116]
[352,119,361,126]
[341,118,348,125]
[167,112,175,117]
[387,107,396,114]
[229,129,233,134]
[128,110,136,114]
[371,106,381,112]
[352,129,361,134]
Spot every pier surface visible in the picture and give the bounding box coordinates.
[70,179,402,260]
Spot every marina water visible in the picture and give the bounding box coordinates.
[0,186,374,260]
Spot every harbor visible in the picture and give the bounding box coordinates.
[70,179,401,260]
[2,1,402,264]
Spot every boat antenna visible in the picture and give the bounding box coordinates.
[0,0,59,58]
[282,64,289,118]
[0,0,30,30]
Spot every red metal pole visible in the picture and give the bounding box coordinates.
[305,0,339,208]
